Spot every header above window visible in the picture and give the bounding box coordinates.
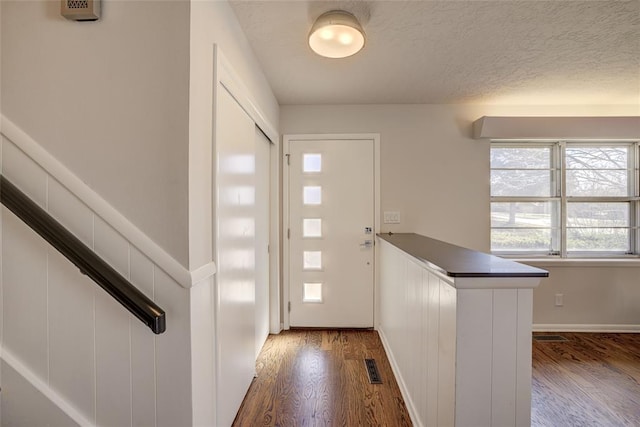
[474,116,640,140]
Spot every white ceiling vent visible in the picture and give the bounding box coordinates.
[61,0,100,21]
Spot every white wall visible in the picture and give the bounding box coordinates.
[188,0,279,269]
[1,0,191,267]
[527,262,640,330]
[281,104,489,251]
[281,103,640,329]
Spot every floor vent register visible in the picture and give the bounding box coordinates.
[365,358,383,384]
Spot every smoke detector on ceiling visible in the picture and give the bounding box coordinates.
[61,0,100,21]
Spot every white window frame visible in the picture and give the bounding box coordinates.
[491,140,640,258]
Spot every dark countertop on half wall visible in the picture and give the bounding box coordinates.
[377,232,549,278]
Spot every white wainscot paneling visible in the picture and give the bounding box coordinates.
[455,289,493,426]
[1,361,80,427]
[378,239,541,427]
[48,247,96,422]
[424,270,440,427]
[1,170,194,426]
[438,280,456,427]
[95,290,133,427]
[129,246,157,427]
[1,123,198,427]
[93,214,134,426]
[2,210,49,381]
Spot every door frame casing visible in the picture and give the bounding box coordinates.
[283,134,381,330]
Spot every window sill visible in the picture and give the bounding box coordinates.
[507,257,640,268]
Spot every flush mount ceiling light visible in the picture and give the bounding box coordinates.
[308,10,365,59]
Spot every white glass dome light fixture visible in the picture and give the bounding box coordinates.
[308,10,365,59]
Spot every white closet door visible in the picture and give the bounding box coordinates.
[215,86,256,427]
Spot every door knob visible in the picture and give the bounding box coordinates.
[360,240,373,248]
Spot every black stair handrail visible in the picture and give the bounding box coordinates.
[1,175,166,334]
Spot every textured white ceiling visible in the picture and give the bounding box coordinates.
[229,0,640,106]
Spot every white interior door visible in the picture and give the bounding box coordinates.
[288,138,375,327]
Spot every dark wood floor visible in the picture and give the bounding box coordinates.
[232,329,412,427]
[532,332,640,427]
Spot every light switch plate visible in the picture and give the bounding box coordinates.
[383,211,400,224]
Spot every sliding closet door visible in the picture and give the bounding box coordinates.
[215,86,257,427]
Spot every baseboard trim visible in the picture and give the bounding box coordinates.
[1,348,95,427]
[533,324,640,333]
[376,327,423,427]
[1,115,216,289]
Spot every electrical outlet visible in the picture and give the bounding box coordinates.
[555,293,564,307]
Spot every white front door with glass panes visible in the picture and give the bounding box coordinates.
[287,137,375,327]
[490,142,639,257]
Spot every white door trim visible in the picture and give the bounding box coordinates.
[283,133,381,330]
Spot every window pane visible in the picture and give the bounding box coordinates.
[566,169,628,196]
[491,143,638,256]
[491,147,551,169]
[303,186,322,205]
[303,154,322,172]
[303,283,323,302]
[491,170,552,196]
[567,228,629,252]
[566,146,628,169]
[303,218,322,237]
[491,228,555,252]
[491,202,555,228]
[567,203,629,227]
[303,251,322,270]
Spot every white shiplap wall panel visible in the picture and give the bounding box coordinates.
[406,258,423,414]
[48,247,96,422]
[491,289,519,427]
[455,289,493,426]
[2,211,49,382]
[424,271,440,427]
[93,217,134,427]
[129,247,157,427]
[437,280,456,427]
[1,361,79,427]
[516,289,534,426]
[95,291,133,427]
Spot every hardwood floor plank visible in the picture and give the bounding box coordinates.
[232,330,412,427]
[237,330,640,426]
[532,332,640,427]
